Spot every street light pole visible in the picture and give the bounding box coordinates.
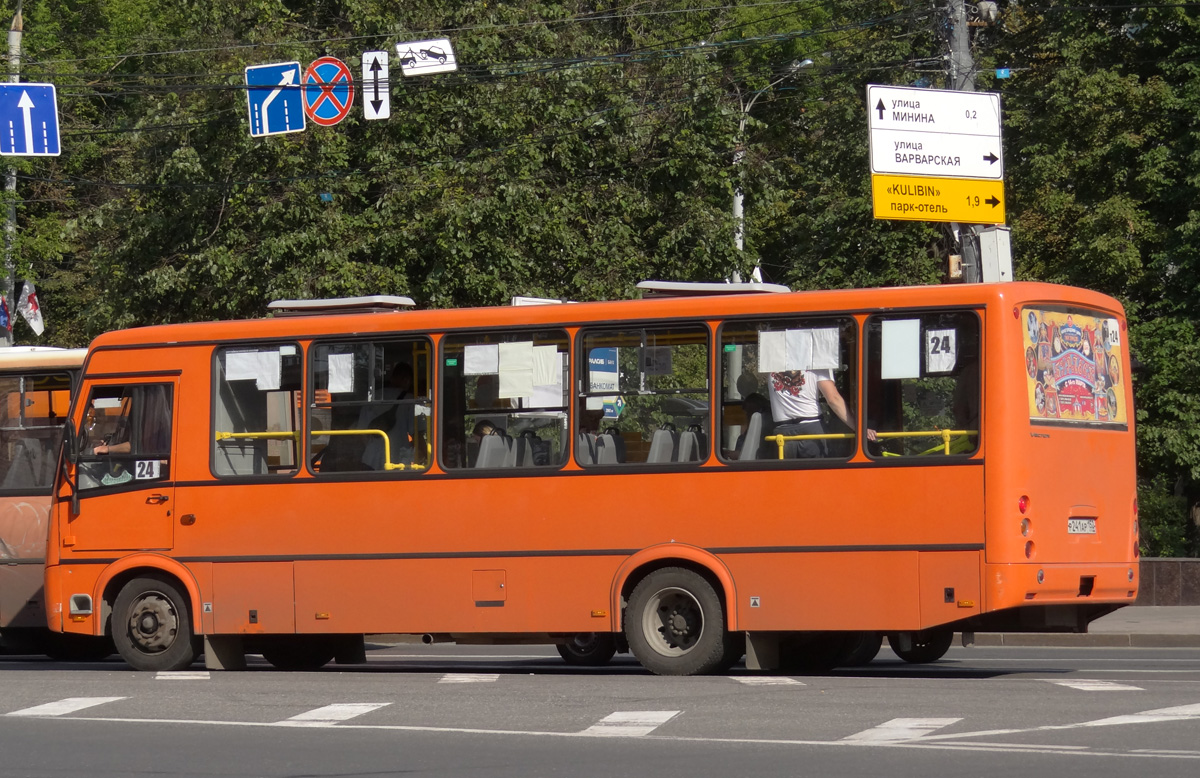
[3,1,22,347]
[731,58,812,283]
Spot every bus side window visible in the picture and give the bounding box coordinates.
[212,344,302,477]
[865,312,981,458]
[440,330,569,470]
[308,339,431,475]
[0,372,72,492]
[718,317,858,462]
[577,324,709,466]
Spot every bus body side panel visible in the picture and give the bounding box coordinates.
[982,290,1138,616]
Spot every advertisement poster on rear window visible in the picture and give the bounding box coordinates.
[1022,306,1126,426]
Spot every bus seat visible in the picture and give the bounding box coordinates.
[738,413,764,461]
[596,428,625,464]
[2,439,41,489]
[647,428,679,463]
[475,433,509,468]
[576,432,596,465]
[677,429,706,462]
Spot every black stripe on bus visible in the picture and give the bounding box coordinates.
[59,543,983,565]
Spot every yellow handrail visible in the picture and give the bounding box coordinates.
[763,429,978,458]
[764,432,854,460]
[216,429,426,471]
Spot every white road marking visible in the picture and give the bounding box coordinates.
[1043,679,1143,691]
[439,673,500,684]
[7,697,127,717]
[156,671,210,681]
[368,653,552,659]
[733,676,805,686]
[923,702,1200,743]
[844,717,962,742]
[582,711,680,737]
[284,703,391,726]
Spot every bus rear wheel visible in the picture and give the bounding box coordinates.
[838,632,883,667]
[625,567,736,676]
[556,633,617,666]
[887,628,954,664]
[112,576,198,671]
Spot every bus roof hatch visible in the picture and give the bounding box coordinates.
[267,295,417,316]
[636,280,791,297]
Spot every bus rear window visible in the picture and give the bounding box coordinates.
[1023,306,1126,427]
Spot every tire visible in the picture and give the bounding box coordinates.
[887,628,954,664]
[261,637,336,671]
[556,633,617,666]
[41,632,114,662]
[112,575,198,671]
[838,632,883,667]
[624,567,737,676]
[778,632,854,673]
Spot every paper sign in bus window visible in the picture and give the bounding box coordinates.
[925,329,957,373]
[498,341,534,399]
[810,328,840,370]
[226,350,259,381]
[254,351,281,391]
[327,353,355,393]
[783,330,812,371]
[528,348,563,408]
[464,344,499,375]
[757,330,787,373]
[881,319,921,379]
[134,460,161,480]
[642,346,673,376]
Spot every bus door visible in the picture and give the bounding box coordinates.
[66,380,177,552]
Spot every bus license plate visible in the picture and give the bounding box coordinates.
[1067,518,1097,534]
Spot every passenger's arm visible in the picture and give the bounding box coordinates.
[818,380,876,441]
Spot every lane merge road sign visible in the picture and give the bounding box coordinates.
[245,62,305,138]
[362,51,390,121]
[303,56,355,127]
[0,83,60,156]
[871,174,1006,225]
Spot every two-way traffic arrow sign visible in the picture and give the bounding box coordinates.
[362,51,390,120]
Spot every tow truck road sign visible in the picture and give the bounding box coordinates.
[245,62,305,138]
[0,83,60,156]
[362,51,390,120]
[303,56,355,127]
[871,174,1006,224]
[396,38,457,76]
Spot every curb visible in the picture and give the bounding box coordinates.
[965,632,1200,648]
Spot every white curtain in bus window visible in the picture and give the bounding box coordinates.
[327,352,355,394]
[498,341,534,399]
[464,344,499,375]
[925,329,957,373]
[881,319,921,379]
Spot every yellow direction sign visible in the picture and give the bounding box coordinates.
[871,174,1006,224]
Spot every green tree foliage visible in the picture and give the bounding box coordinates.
[5,1,1200,551]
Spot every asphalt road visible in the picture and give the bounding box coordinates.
[2,643,1200,777]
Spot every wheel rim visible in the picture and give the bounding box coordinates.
[569,633,600,653]
[641,586,704,657]
[126,590,179,654]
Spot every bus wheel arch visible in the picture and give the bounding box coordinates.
[97,557,203,641]
[109,573,199,671]
[612,546,739,634]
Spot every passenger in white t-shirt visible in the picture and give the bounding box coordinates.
[768,369,873,458]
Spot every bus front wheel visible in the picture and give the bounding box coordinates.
[887,628,954,664]
[625,567,736,676]
[556,633,617,666]
[112,576,198,671]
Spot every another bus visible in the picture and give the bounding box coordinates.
[43,283,1138,673]
[0,346,109,659]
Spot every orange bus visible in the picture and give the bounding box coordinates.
[43,283,1138,674]
[0,347,109,659]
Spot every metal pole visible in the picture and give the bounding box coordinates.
[948,0,981,283]
[3,1,22,346]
